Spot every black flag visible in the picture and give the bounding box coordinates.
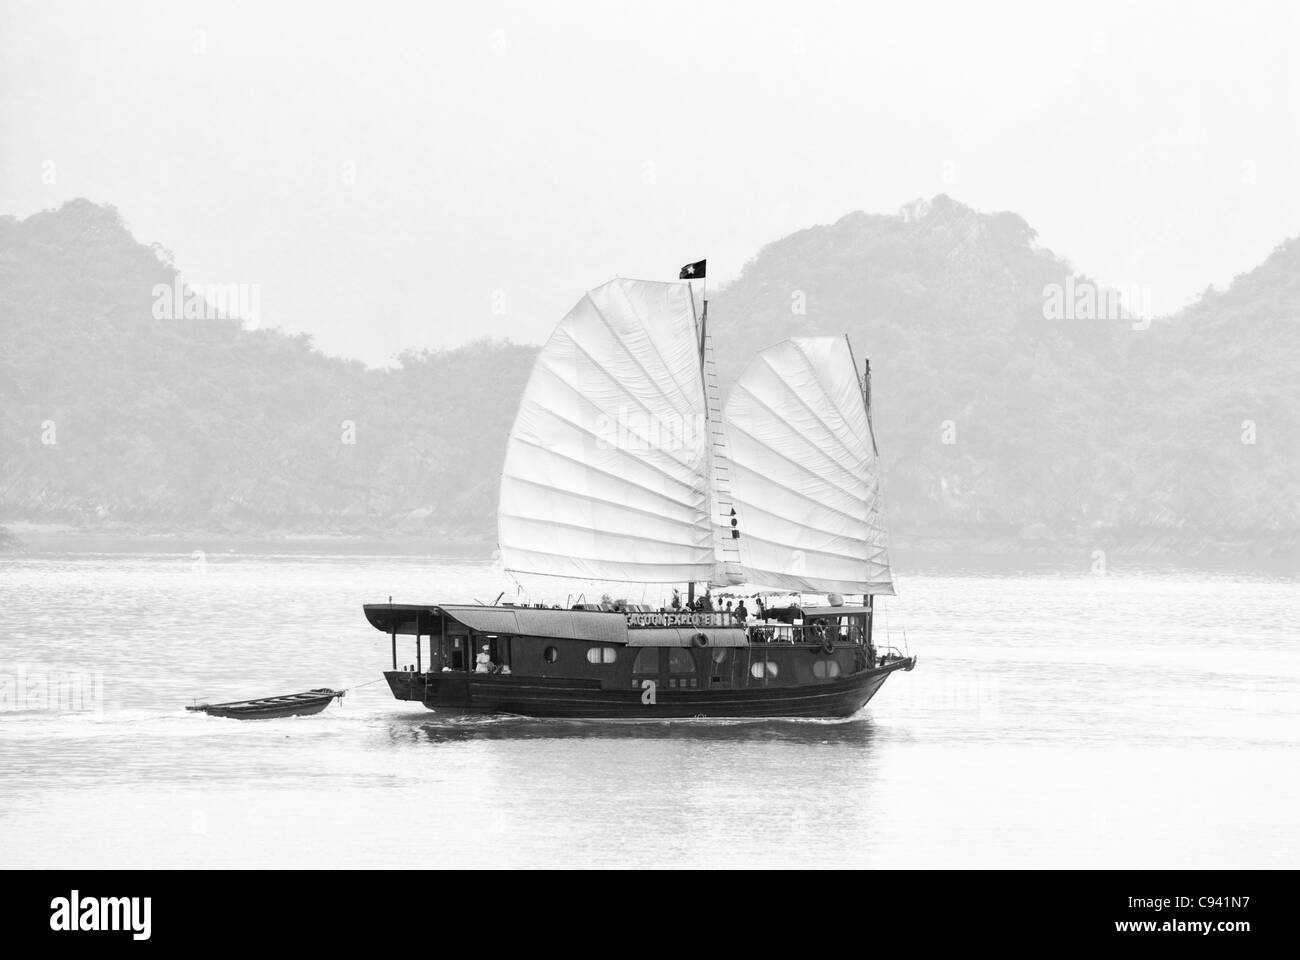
[678,259,706,279]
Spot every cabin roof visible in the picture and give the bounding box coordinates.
[444,604,629,644]
[363,603,629,644]
[362,603,751,646]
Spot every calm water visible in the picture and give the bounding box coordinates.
[1,551,1297,868]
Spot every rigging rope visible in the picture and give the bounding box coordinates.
[189,675,387,707]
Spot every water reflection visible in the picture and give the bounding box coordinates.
[402,714,879,746]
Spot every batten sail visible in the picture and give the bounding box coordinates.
[497,278,717,584]
[725,337,894,595]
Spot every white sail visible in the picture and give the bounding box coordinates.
[724,337,894,595]
[498,278,717,584]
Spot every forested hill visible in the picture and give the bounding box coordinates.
[708,195,1300,546]
[0,200,535,540]
[2,197,1297,555]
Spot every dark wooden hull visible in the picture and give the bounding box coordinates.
[384,660,912,719]
[186,688,344,720]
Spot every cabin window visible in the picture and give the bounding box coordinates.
[632,648,659,674]
[750,661,779,679]
[586,647,617,664]
[544,646,559,663]
[667,648,695,674]
[812,660,842,679]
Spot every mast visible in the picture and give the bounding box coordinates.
[697,281,708,384]
[700,274,708,356]
[697,281,708,607]
[845,333,879,456]
[695,266,743,592]
[846,335,879,653]
[864,357,879,455]
[688,277,706,608]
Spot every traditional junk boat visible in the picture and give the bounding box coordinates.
[364,267,915,718]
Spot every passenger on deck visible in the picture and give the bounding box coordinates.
[734,600,749,623]
[475,644,494,673]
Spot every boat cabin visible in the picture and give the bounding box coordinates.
[364,600,883,704]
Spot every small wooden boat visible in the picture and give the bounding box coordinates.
[187,688,344,720]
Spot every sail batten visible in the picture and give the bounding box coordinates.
[559,326,696,442]
[754,349,867,454]
[498,278,716,585]
[582,289,699,413]
[725,337,894,595]
[511,407,702,494]
[500,514,714,550]
[724,413,872,507]
[503,458,702,514]
[725,497,885,546]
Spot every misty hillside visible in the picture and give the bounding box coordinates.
[0,200,534,539]
[1,198,1297,554]
[710,195,1300,543]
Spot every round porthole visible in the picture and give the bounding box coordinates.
[544,646,559,663]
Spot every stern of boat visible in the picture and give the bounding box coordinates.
[384,669,427,703]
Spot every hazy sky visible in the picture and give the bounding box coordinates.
[2,0,1297,364]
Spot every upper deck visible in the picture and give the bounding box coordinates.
[364,603,750,647]
[364,601,872,648]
